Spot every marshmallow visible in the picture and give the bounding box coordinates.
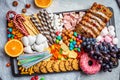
[108,30,115,37]
[104,36,112,43]
[108,25,115,32]
[36,34,47,45]
[112,38,118,45]
[96,36,103,42]
[24,46,33,53]
[21,36,29,46]
[100,27,109,36]
[32,44,44,52]
[27,35,36,46]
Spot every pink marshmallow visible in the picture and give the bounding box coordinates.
[104,36,112,43]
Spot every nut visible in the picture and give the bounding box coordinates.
[22,8,27,13]
[6,62,11,67]
[12,1,18,7]
[25,4,31,8]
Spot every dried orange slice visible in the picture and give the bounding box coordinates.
[34,0,52,8]
[4,39,23,57]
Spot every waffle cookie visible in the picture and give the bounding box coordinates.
[75,2,113,38]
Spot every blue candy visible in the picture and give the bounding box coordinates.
[69,47,74,50]
[56,36,62,41]
[77,48,81,52]
[72,41,76,45]
[8,28,13,32]
[7,34,12,38]
[73,32,77,37]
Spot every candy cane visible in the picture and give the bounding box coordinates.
[6,10,16,22]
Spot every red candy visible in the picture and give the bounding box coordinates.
[56,31,60,36]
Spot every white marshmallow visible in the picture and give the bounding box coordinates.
[32,44,44,52]
[113,38,118,45]
[27,35,36,46]
[36,34,47,45]
[108,25,115,32]
[24,46,33,53]
[96,36,103,42]
[21,36,29,46]
[108,30,115,37]
[100,27,109,36]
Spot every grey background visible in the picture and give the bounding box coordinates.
[0,0,120,80]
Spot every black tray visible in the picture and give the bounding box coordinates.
[9,7,115,77]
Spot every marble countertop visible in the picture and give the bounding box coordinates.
[0,0,120,80]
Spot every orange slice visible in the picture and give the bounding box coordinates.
[4,39,23,57]
[34,0,52,8]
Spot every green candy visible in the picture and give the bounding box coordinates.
[55,39,59,44]
[70,39,73,42]
[56,36,62,41]
[40,77,45,80]
[11,34,14,39]
[77,48,81,52]
[73,32,77,37]
[74,48,78,51]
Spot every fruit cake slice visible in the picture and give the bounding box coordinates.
[75,2,113,38]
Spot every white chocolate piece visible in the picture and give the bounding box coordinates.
[24,46,33,53]
[100,27,109,36]
[21,36,29,47]
[113,38,118,45]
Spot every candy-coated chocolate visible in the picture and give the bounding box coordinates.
[70,39,73,42]
[72,41,76,45]
[75,44,78,48]
[77,48,81,52]
[56,36,62,41]
[55,39,59,44]
[69,43,74,47]
[74,48,78,51]
[73,32,77,37]
[7,34,12,38]
[69,47,74,50]
[77,34,81,39]
[8,28,13,32]
[56,31,60,36]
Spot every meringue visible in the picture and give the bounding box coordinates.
[104,36,112,43]
[96,36,103,42]
[108,25,115,32]
[36,34,47,45]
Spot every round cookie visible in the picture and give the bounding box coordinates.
[40,61,48,73]
[33,62,41,73]
[65,59,73,71]
[59,60,67,72]
[46,60,54,73]
[68,59,74,71]
[72,59,79,70]
[52,60,60,72]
